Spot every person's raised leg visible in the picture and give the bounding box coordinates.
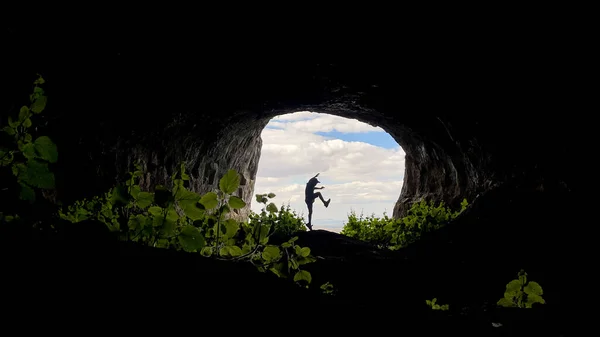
[315,192,331,208]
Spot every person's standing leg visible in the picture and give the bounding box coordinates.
[305,200,313,230]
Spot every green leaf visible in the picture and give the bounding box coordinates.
[23,118,32,128]
[266,202,278,213]
[219,204,230,216]
[200,247,213,257]
[497,298,515,307]
[506,279,522,293]
[228,195,246,209]
[161,208,179,237]
[293,270,312,285]
[219,169,240,194]
[19,183,36,202]
[199,192,218,210]
[0,149,14,166]
[518,270,527,285]
[129,185,141,199]
[525,293,545,307]
[8,116,19,128]
[34,74,45,85]
[32,136,58,163]
[136,192,154,209]
[19,106,30,120]
[178,225,206,252]
[220,245,243,257]
[269,262,286,278]
[2,125,15,136]
[15,159,54,189]
[255,194,266,203]
[128,214,145,230]
[262,245,281,261]
[267,193,276,198]
[177,189,205,220]
[111,185,129,205]
[523,281,543,296]
[281,242,292,248]
[297,246,311,257]
[31,95,47,113]
[148,206,163,217]
[224,219,239,238]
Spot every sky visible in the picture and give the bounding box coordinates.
[250,111,405,233]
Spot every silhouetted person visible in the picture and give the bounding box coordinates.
[305,173,330,230]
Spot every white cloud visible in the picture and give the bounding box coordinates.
[251,112,405,233]
[268,111,384,134]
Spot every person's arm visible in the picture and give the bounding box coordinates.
[314,186,325,189]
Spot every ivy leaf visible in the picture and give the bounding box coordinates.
[178,225,206,252]
[33,136,58,163]
[269,262,286,278]
[255,194,266,203]
[23,118,32,128]
[199,192,218,210]
[8,116,19,128]
[136,192,154,209]
[148,206,163,217]
[111,185,129,205]
[219,169,240,194]
[266,202,278,213]
[31,95,47,113]
[15,159,54,189]
[228,195,246,209]
[505,279,521,293]
[2,126,15,136]
[128,214,151,231]
[523,281,543,296]
[161,208,179,237]
[129,185,141,199]
[525,293,545,307]
[262,245,281,261]
[267,193,276,198]
[19,183,36,202]
[293,270,312,285]
[200,247,213,257]
[296,246,311,258]
[177,188,205,220]
[497,298,515,307]
[224,219,239,238]
[220,245,243,257]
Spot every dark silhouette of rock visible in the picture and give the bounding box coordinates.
[1,22,582,335]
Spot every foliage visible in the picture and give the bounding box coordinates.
[497,269,545,308]
[1,74,57,205]
[320,282,336,295]
[341,199,468,250]
[426,298,449,311]
[249,194,306,242]
[59,162,318,288]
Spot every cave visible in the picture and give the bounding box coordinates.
[1,24,581,335]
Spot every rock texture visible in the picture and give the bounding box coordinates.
[2,25,577,222]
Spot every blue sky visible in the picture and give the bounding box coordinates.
[253,111,405,232]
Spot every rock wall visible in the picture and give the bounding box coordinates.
[2,25,576,221]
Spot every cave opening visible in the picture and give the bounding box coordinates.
[250,111,405,233]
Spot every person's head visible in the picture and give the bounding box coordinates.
[307,176,320,186]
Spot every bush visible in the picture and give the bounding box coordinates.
[249,194,306,243]
[341,199,468,250]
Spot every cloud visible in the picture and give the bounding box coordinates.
[268,111,384,134]
[251,112,405,232]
